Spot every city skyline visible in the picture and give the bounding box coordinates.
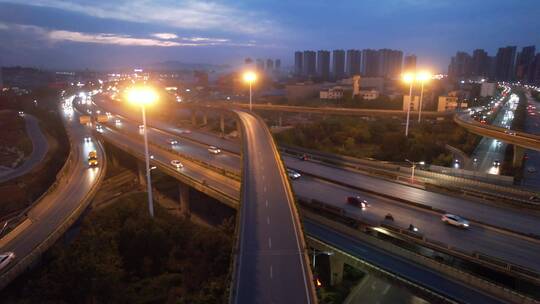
[0,0,539,71]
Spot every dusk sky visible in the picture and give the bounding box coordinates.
[0,0,539,72]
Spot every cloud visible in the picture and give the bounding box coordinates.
[49,30,186,47]
[0,21,256,48]
[152,33,178,40]
[3,0,277,35]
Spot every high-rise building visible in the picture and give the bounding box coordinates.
[275,59,281,70]
[448,51,472,79]
[533,53,540,83]
[266,59,274,70]
[332,49,345,79]
[361,49,379,77]
[494,46,517,81]
[302,50,317,77]
[403,54,417,73]
[346,49,361,76]
[294,51,303,76]
[515,46,536,82]
[471,49,490,77]
[256,58,265,70]
[317,50,330,80]
[377,49,403,78]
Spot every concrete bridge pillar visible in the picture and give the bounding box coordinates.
[137,161,146,187]
[513,145,525,168]
[236,119,242,137]
[179,182,190,219]
[278,114,283,127]
[329,255,344,286]
[202,111,208,125]
[191,109,197,126]
[220,113,225,134]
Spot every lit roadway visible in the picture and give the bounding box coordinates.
[0,96,105,284]
[470,96,516,174]
[0,113,49,183]
[92,98,540,273]
[522,92,540,189]
[233,111,315,303]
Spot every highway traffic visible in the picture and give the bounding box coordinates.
[90,95,540,273]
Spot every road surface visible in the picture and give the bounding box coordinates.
[0,96,105,284]
[521,92,540,190]
[0,114,48,183]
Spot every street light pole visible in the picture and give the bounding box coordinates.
[141,105,154,218]
[418,81,425,123]
[249,81,252,111]
[405,81,413,137]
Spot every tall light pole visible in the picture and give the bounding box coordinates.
[405,159,425,182]
[402,73,415,137]
[127,86,158,218]
[243,71,257,111]
[417,71,431,123]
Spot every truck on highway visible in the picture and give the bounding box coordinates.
[96,114,109,123]
[88,150,98,167]
[79,115,91,124]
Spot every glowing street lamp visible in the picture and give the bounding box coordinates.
[406,159,425,183]
[416,71,431,122]
[402,73,415,137]
[127,86,158,218]
[243,71,257,111]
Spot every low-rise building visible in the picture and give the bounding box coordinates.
[320,86,344,100]
[285,82,324,100]
[402,95,420,111]
[480,82,497,97]
[437,96,467,112]
[358,89,380,100]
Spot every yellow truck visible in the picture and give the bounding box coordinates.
[79,115,91,124]
[88,150,98,167]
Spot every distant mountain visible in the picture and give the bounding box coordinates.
[143,61,232,72]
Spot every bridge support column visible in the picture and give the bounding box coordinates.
[203,112,208,125]
[236,120,242,137]
[179,182,190,219]
[137,161,146,187]
[191,110,197,126]
[329,255,344,286]
[220,114,225,134]
[513,145,525,168]
[278,114,283,127]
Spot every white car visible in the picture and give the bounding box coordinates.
[0,252,15,271]
[84,136,92,143]
[95,124,103,133]
[208,146,221,154]
[115,119,121,125]
[170,139,178,145]
[139,125,145,130]
[527,166,536,173]
[170,159,183,169]
[18,111,24,117]
[441,214,469,228]
[287,169,301,179]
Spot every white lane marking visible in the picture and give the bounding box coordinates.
[268,237,272,249]
[263,186,267,192]
[267,216,270,225]
[270,265,273,279]
[262,175,265,181]
[265,200,269,208]
[382,284,391,295]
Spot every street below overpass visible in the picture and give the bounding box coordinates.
[92,97,540,273]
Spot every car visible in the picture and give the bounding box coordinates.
[527,166,536,173]
[287,169,301,179]
[529,196,540,202]
[208,146,221,154]
[84,136,92,143]
[88,150,98,167]
[170,159,183,169]
[170,140,178,145]
[95,124,103,133]
[179,129,191,134]
[0,252,16,271]
[115,119,121,125]
[139,125,145,130]
[493,160,501,167]
[300,154,309,161]
[18,111,24,117]
[441,214,469,228]
[347,196,369,209]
